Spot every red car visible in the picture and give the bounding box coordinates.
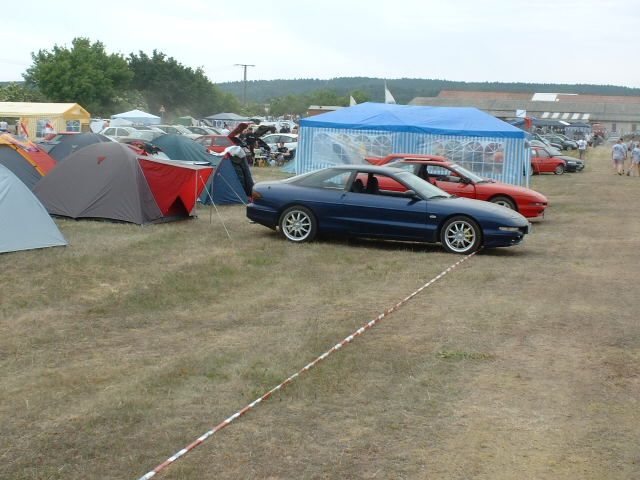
[365,154,548,218]
[530,147,566,175]
[195,134,235,153]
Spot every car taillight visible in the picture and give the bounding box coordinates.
[250,190,262,202]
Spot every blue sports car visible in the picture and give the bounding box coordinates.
[246,165,530,254]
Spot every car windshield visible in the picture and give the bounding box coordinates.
[448,163,485,183]
[548,147,562,156]
[394,171,451,199]
[174,125,191,134]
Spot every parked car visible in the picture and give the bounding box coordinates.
[100,126,146,142]
[130,125,165,141]
[364,154,548,218]
[154,124,201,139]
[247,165,530,254]
[186,126,221,136]
[531,146,584,173]
[533,133,562,151]
[195,135,235,154]
[543,134,578,150]
[261,133,298,157]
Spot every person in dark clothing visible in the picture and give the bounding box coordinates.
[225,146,254,196]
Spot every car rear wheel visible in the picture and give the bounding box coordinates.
[279,206,317,242]
[554,164,565,175]
[440,216,482,254]
[490,195,516,210]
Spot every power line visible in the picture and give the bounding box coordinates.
[234,63,255,106]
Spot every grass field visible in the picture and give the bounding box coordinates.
[1,146,639,479]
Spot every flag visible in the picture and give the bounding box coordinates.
[20,120,29,137]
[384,82,396,104]
[349,95,357,106]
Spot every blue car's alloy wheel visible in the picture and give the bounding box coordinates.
[279,206,317,242]
[441,216,481,254]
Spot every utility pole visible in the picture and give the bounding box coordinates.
[234,63,255,107]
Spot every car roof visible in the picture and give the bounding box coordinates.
[328,165,405,174]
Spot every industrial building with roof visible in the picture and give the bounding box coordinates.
[410,91,640,136]
[0,102,91,138]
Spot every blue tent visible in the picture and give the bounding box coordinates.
[0,164,67,254]
[199,157,249,205]
[292,102,530,186]
[111,109,161,125]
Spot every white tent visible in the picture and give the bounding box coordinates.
[111,109,161,125]
[0,164,67,254]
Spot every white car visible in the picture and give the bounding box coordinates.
[100,126,146,142]
[186,126,221,136]
[154,124,201,140]
[262,133,298,154]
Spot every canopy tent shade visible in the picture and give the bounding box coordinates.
[0,102,91,138]
[111,109,161,125]
[292,102,530,186]
[204,112,249,129]
[0,164,67,254]
[34,142,213,225]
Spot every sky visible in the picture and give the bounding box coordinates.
[1,0,639,88]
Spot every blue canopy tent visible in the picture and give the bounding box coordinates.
[291,103,530,186]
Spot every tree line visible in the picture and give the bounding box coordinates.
[1,38,240,118]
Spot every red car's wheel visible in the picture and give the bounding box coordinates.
[490,195,516,211]
[554,164,565,175]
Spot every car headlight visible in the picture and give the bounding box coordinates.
[499,226,520,232]
[530,202,545,206]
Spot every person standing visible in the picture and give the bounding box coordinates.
[577,137,587,160]
[0,120,8,133]
[612,138,626,175]
[630,143,640,177]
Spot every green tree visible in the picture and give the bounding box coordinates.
[0,83,44,102]
[128,50,240,118]
[350,89,371,104]
[23,38,132,115]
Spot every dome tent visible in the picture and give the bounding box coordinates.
[34,142,213,225]
[151,134,216,165]
[0,134,57,190]
[46,133,111,162]
[0,164,67,254]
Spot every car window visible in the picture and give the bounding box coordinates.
[290,168,352,190]
[537,149,550,158]
[104,128,116,136]
[262,135,275,143]
[196,137,211,146]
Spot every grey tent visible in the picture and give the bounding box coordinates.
[46,133,111,162]
[0,164,67,254]
[151,134,216,165]
[205,112,249,122]
[34,142,163,224]
[34,142,213,225]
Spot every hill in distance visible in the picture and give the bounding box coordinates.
[216,77,640,104]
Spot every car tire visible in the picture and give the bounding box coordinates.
[278,206,317,243]
[554,164,565,175]
[440,216,482,254]
[531,164,538,175]
[490,195,517,211]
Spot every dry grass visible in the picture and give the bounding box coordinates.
[1,147,639,479]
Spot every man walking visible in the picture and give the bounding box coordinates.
[612,138,626,175]
[577,137,587,160]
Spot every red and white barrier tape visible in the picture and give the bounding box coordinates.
[137,251,477,479]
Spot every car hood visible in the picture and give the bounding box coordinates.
[436,196,528,225]
[477,181,547,201]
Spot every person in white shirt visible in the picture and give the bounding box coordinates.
[0,120,8,132]
[576,138,587,159]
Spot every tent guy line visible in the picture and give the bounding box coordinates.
[135,250,478,480]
